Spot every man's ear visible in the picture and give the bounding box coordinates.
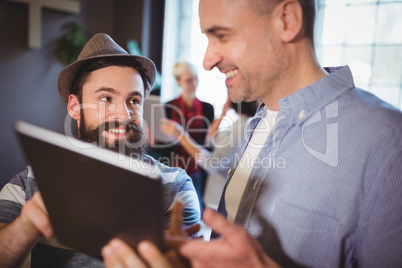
[67,94,81,121]
[272,0,303,43]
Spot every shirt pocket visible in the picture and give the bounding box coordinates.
[269,200,342,267]
[273,199,340,233]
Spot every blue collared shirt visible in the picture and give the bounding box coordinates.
[219,66,402,267]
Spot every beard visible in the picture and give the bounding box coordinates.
[78,112,148,157]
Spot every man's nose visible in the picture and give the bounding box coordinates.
[110,102,132,121]
[203,42,223,71]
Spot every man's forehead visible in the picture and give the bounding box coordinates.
[83,65,145,96]
[199,0,253,29]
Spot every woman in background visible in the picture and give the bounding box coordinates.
[162,97,259,210]
[164,61,214,211]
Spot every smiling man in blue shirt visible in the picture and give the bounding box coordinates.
[101,0,402,267]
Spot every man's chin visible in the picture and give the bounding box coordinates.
[102,137,147,157]
[103,137,129,151]
[78,122,147,156]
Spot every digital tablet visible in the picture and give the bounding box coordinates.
[143,95,175,144]
[15,121,164,259]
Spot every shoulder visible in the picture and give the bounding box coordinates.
[142,155,192,186]
[165,98,180,118]
[201,101,214,112]
[1,166,30,195]
[142,155,200,226]
[12,168,29,186]
[165,97,180,107]
[336,88,402,176]
[0,167,32,223]
[165,99,174,105]
[341,88,402,140]
[201,101,215,121]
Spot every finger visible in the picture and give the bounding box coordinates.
[160,124,172,135]
[138,241,173,268]
[184,223,201,237]
[160,118,172,125]
[160,127,168,135]
[166,249,191,268]
[170,201,184,235]
[21,193,54,238]
[31,192,54,237]
[179,238,214,262]
[202,209,245,242]
[164,233,204,251]
[32,192,47,211]
[102,243,122,268]
[164,233,191,250]
[159,119,169,128]
[103,239,147,268]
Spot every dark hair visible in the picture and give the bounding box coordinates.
[71,57,151,102]
[231,101,259,117]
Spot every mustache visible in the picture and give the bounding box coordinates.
[101,120,143,132]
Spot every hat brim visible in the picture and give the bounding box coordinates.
[57,54,156,104]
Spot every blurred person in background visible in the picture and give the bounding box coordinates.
[164,61,215,212]
[161,97,258,210]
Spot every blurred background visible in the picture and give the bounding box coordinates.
[1,0,401,188]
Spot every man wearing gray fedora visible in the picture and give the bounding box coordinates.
[0,33,200,267]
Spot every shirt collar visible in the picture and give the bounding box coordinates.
[277,66,355,125]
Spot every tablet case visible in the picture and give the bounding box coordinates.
[143,95,175,144]
[15,121,164,259]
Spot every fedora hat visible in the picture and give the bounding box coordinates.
[57,33,156,104]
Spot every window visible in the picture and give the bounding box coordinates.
[161,0,227,115]
[316,0,402,109]
[162,0,402,112]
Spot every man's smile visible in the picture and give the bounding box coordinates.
[224,69,239,79]
[104,126,132,139]
[224,68,239,86]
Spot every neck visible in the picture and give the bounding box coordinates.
[262,42,327,111]
[181,93,196,108]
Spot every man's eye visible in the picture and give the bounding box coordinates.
[100,96,112,102]
[216,33,226,41]
[130,98,140,105]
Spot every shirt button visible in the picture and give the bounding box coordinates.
[228,169,232,175]
[298,110,306,119]
[253,180,259,189]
